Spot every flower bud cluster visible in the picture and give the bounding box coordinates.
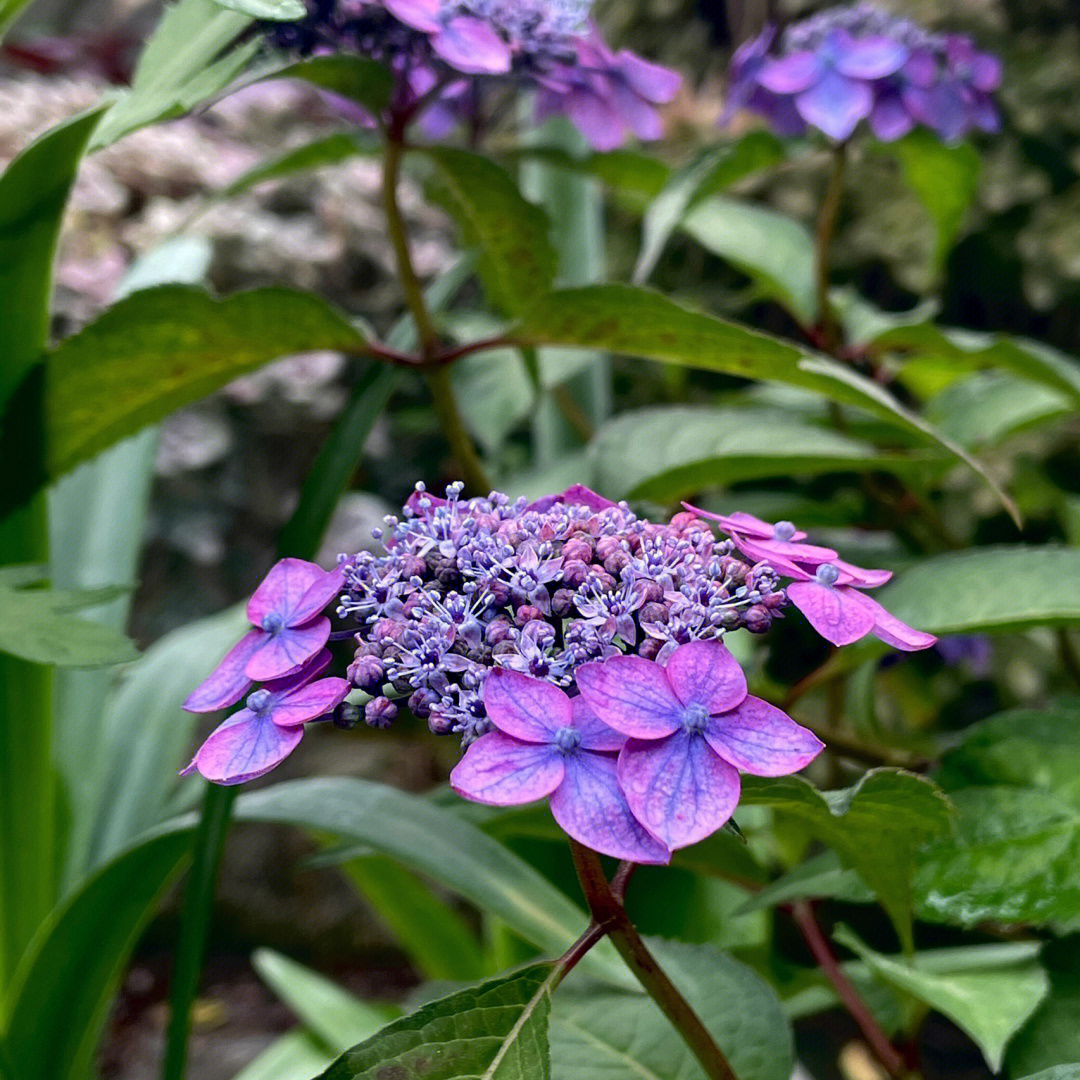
[338,483,786,744]
[726,2,1001,143]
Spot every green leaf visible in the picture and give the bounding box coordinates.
[0,0,34,39]
[232,1030,336,1080]
[219,132,378,198]
[875,547,1080,636]
[272,54,395,117]
[738,851,874,914]
[742,770,953,951]
[234,778,627,985]
[91,0,256,149]
[680,197,817,324]
[552,939,793,1080]
[423,146,558,316]
[211,0,304,17]
[511,284,1017,523]
[881,131,980,268]
[342,856,487,982]
[834,926,1048,1071]
[252,950,396,1051]
[317,965,552,1080]
[635,133,787,283]
[1007,939,1080,1078]
[1015,1068,1080,1080]
[914,786,1080,928]
[590,405,928,502]
[507,145,670,200]
[926,372,1072,448]
[1,827,192,1079]
[0,566,138,667]
[2,285,371,514]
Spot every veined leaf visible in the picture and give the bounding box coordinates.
[742,770,953,951]
[270,54,395,117]
[1007,939,1080,1078]
[211,0,305,17]
[317,965,553,1080]
[422,146,558,316]
[834,926,1047,1071]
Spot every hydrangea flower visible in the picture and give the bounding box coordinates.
[577,641,823,848]
[266,0,681,149]
[725,3,1001,144]
[181,650,351,784]
[183,558,345,712]
[450,669,669,862]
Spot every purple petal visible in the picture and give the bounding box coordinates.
[834,34,908,80]
[705,696,823,776]
[735,535,838,566]
[244,617,330,682]
[290,564,345,625]
[849,592,937,652]
[833,559,892,588]
[617,732,741,850]
[870,94,915,141]
[272,677,352,727]
[565,85,627,151]
[186,711,303,785]
[758,51,822,94]
[450,732,565,805]
[576,655,681,739]
[664,640,747,715]
[183,629,262,713]
[263,647,332,694]
[570,695,627,752]
[609,79,666,141]
[247,558,327,627]
[786,581,875,646]
[550,752,670,864]
[383,0,441,32]
[431,17,512,75]
[903,48,938,88]
[796,68,872,140]
[613,50,682,104]
[483,668,571,742]
[970,53,1003,93]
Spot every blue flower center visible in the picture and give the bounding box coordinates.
[554,726,582,753]
[773,521,796,541]
[815,563,840,586]
[682,702,710,733]
[261,612,286,635]
[246,689,274,715]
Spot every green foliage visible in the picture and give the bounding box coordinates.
[316,965,553,1080]
[272,55,395,117]
[1008,939,1080,1078]
[0,567,138,667]
[210,0,305,17]
[423,147,558,316]
[742,770,953,951]
[834,926,1047,1071]
[220,132,378,198]
[876,547,1080,635]
[552,939,793,1080]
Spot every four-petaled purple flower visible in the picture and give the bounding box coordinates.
[577,640,823,849]
[184,558,345,713]
[451,668,670,863]
[181,650,351,784]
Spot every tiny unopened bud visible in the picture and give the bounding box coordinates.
[365,696,398,729]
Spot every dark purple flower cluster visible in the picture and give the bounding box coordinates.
[340,482,784,743]
[726,3,1001,143]
[266,0,681,149]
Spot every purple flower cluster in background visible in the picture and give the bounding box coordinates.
[726,3,1001,143]
[183,483,936,856]
[266,0,681,149]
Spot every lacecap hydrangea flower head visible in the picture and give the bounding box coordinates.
[726,2,1001,143]
[266,0,681,149]
[183,483,935,861]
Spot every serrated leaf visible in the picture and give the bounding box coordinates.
[552,939,793,1080]
[317,965,552,1080]
[234,778,627,985]
[738,851,874,915]
[1007,939,1080,1078]
[271,54,395,116]
[834,926,1047,1071]
[590,405,928,501]
[742,770,953,950]
[0,566,138,667]
[1,827,192,1080]
[211,0,304,17]
[423,146,557,316]
[252,950,396,1051]
[511,284,1017,522]
[1,286,371,515]
[875,547,1080,635]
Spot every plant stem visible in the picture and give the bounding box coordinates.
[569,841,740,1080]
[161,784,236,1080]
[815,141,847,353]
[790,902,913,1080]
[422,365,494,494]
